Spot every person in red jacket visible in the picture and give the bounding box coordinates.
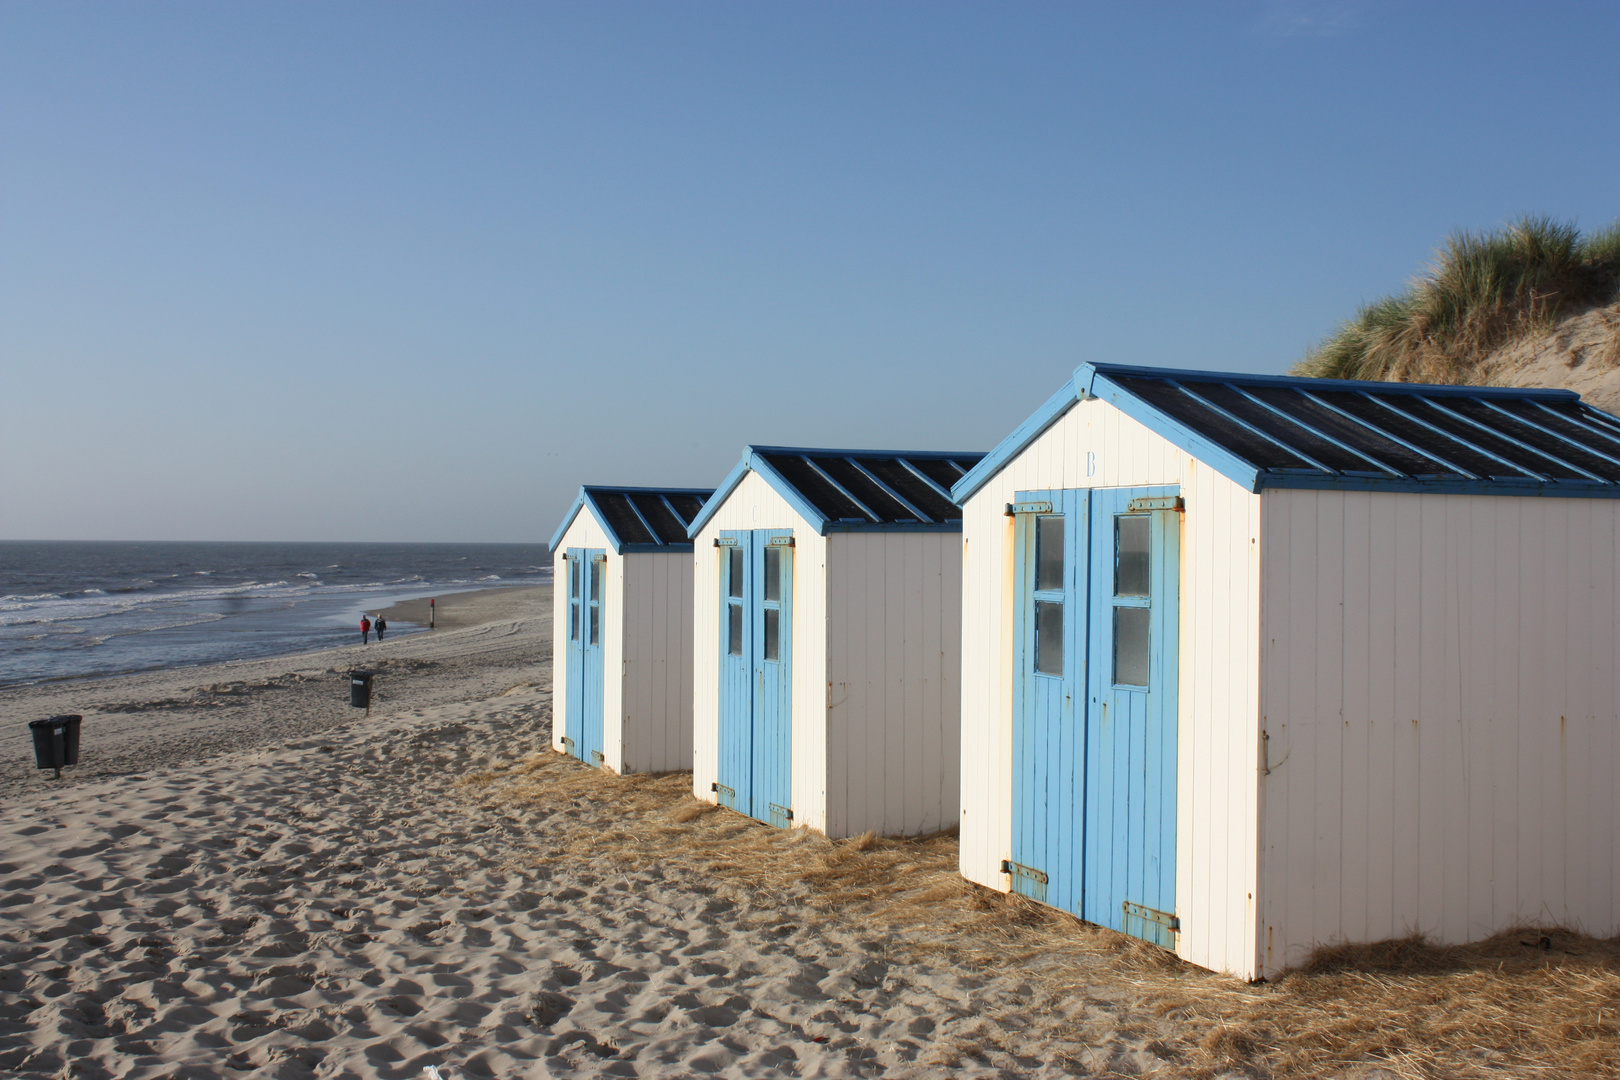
[359,615,371,644]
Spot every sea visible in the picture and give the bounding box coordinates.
[0,541,551,689]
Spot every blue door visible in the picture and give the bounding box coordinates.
[716,530,794,827]
[1085,487,1180,947]
[564,548,607,767]
[1009,490,1089,909]
[1011,487,1180,948]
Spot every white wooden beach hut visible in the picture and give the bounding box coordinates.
[687,445,985,839]
[954,361,1620,980]
[549,486,712,774]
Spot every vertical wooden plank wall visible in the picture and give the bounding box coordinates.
[619,551,696,775]
[691,472,830,831]
[549,511,623,759]
[958,397,1264,977]
[1258,490,1620,977]
[823,531,962,839]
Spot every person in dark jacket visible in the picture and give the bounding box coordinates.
[375,615,387,641]
[359,615,371,644]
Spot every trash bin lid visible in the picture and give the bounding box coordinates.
[29,714,81,729]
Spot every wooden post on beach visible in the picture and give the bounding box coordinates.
[430,597,435,629]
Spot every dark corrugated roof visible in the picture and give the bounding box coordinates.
[954,362,1620,503]
[754,448,985,525]
[1107,370,1620,486]
[550,486,715,552]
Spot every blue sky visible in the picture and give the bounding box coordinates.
[4,1,1618,542]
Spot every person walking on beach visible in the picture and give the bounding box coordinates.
[375,615,387,641]
[359,615,371,644]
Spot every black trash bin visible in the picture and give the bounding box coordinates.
[349,670,375,712]
[29,715,82,779]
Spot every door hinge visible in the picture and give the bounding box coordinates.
[1123,900,1180,932]
[768,802,794,820]
[1000,859,1049,884]
[715,536,739,547]
[1007,501,1054,516]
[714,782,735,798]
[1127,496,1184,513]
[561,736,575,750]
[768,535,795,547]
[591,750,605,765]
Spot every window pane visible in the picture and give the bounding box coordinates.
[570,557,580,600]
[589,604,600,646]
[728,602,743,656]
[764,608,780,660]
[1114,606,1150,686]
[1034,599,1063,675]
[570,601,579,641]
[1035,516,1064,592]
[1115,516,1150,597]
[590,559,602,601]
[727,547,744,598]
[764,546,781,602]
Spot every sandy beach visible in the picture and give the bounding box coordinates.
[2,585,1615,1079]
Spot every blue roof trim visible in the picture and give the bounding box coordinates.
[747,451,836,534]
[690,445,982,538]
[620,542,697,553]
[552,485,716,554]
[951,376,1080,505]
[954,361,1620,503]
[548,489,591,552]
[1085,369,1265,492]
[686,455,762,539]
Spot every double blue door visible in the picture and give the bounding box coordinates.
[563,548,606,767]
[716,530,793,828]
[1010,486,1181,948]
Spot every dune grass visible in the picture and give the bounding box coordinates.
[458,750,1620,1078]
[1294,216,1620,383]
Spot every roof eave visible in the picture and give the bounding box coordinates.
[951,374,1084,505]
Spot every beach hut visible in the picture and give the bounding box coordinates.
[954,361,1620,980]
[549,486,713,774]
[687,445,986,839]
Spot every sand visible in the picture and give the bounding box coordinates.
[0,583,1183,1079]
[5,585,1602,1078]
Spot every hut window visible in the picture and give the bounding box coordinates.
[1035,600,1063,675]
[764,547,781,601]
[588,557,604,646]
[569,557,581,641]
[728,548,744,599]
[728,602,743,655]
[764,608,780,660]
[1115,516,1150,597]
[1114,607,1149,686]
[1035,517,1064,591]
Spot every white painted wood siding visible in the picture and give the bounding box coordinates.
[958,396,1264,978]
[691,472,830,831]
[619,551,696,775]
[550,510,624,761]
[1258,489,1620,977]
[824,531,963,838]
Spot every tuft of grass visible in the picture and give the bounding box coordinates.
[1295,216,1620,383]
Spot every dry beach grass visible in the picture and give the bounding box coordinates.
[462,749,1620,1079]
[2,583,1617,1077]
